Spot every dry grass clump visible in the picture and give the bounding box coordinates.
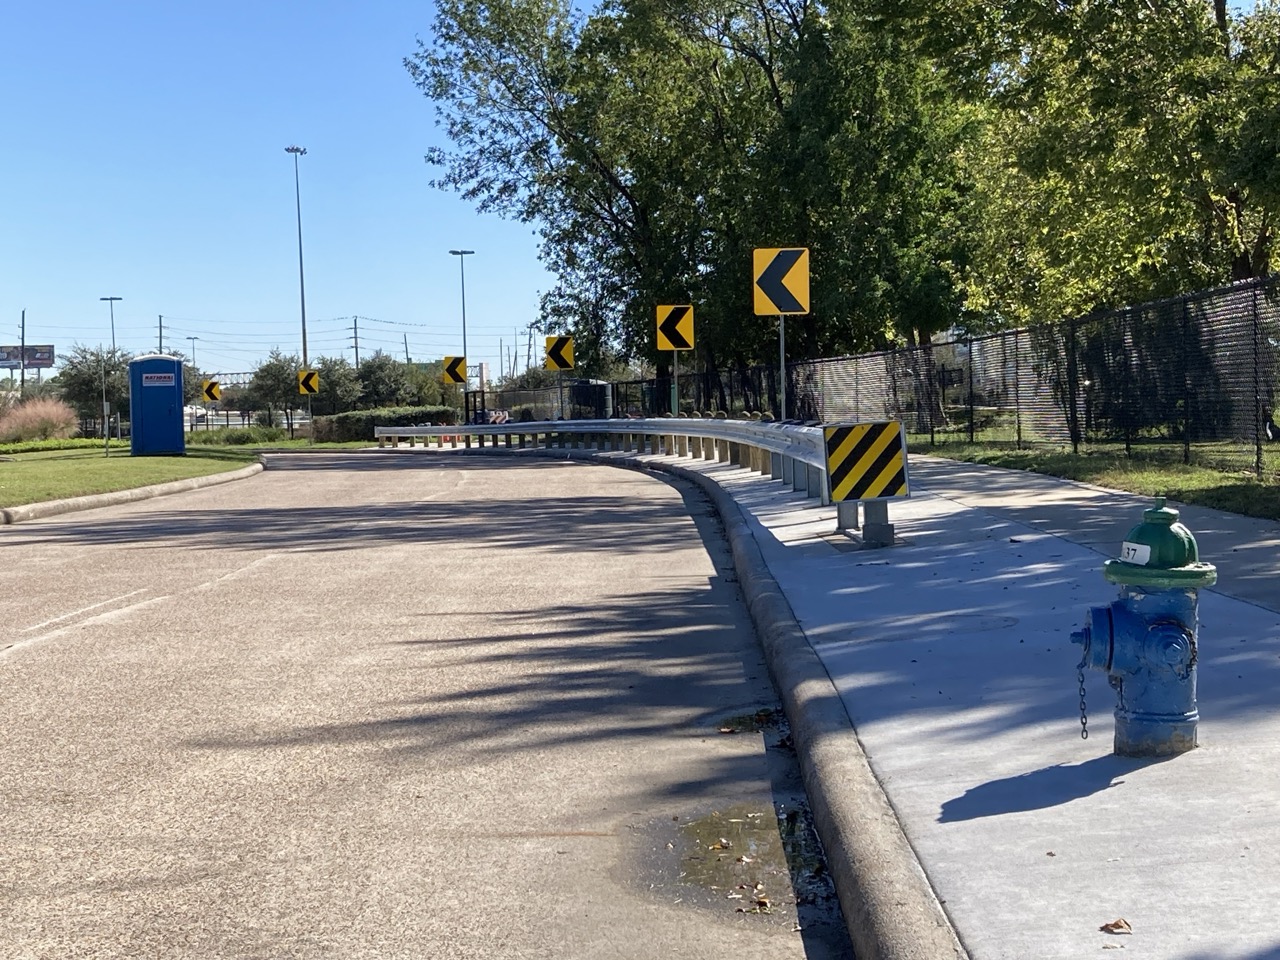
[0,397,79,442]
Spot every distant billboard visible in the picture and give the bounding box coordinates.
[0,345,55,370]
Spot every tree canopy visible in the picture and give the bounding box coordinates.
[410,0,1280,363]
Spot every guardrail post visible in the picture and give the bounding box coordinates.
[717,440,730,463]
[836,501,860,530]
[782,456,794,484]
[703,437,716,461]
[690,435,702,457]
[770,452,783,478]
[808,464,824,501]
[450,435,458,449]
[862,501,895,546]
[677,435,688,456]
[648,434,659,455]
[793,461,807,492]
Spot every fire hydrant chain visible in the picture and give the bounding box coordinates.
[1076,662,1089,739]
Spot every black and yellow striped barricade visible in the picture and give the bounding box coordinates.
[823,421,910,546]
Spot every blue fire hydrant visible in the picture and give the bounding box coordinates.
[1071,498,1217,756]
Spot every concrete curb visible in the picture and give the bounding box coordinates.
[640,459,968,960]
[512,447,968,959]
[0,462,265,525]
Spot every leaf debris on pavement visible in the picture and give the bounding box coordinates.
[1100,918,1133,935]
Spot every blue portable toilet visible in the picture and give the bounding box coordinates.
[129,354,186,456]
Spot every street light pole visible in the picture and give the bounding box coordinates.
[449,249,474,386]
[100,297,122,352]
[186,336,199,369]
[286,145,309,367]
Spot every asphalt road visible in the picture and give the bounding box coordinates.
[0,453,851,959]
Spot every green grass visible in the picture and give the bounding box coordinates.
[917,441,1280,521]
[0,447,260,508]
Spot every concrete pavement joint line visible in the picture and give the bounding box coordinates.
[5,594,172,657]
[191,555,278,591]
[21,589,151,632]
[507,446,968,960]
[0,461,264,525]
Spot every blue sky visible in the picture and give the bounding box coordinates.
[1,1,554,382]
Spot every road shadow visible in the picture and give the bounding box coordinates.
[0,458,719,558]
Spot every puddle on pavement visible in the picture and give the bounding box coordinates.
[624,710,852,956]
[715,707,783,733]
[677,802,832,912]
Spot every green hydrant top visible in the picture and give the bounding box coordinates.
[1103,497,1218,589]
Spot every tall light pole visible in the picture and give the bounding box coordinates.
[449,249,474,385]
[100,296,121,352]
[186,336,199,369]
[286,145,309,367]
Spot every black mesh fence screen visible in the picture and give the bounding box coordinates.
[456,278,1280,476]
[606,277,1280,476]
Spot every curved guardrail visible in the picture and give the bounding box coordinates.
[373,416,901,543]
[373,417,830,503]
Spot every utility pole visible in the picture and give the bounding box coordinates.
[19,309,26,393]
[403,334,410,365]
[352,316,360,367]
[158,315,164,353]
[526,330,533,373]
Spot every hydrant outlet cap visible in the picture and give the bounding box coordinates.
[1103,497,1217,588]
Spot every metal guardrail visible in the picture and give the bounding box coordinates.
[372,417,906,544]
[373,417,830,501]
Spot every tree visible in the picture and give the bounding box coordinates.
[409,0,978,383]
[312,356,363,416]
[54,345,131,423]
[881,0,1275,324]
[246,349,302,429]
[356,352,415,408]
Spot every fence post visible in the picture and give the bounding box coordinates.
[1254,285,1264,478]
[1067,317,1081,456]
[967,338,975,444]
[1182,298,1192,466]
[1013,330,1023,449]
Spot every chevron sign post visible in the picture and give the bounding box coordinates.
[753,248,809,421]
[543,336,575,417]
[657,305,694,416]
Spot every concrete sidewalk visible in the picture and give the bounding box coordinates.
[650,450,1280,960]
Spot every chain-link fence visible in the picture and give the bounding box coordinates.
[787,277,1280,476]
[462,277,1280,476]
[604,277,1280,476]
[464,381,614,423]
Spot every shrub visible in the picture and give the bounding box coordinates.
[0,397,79,442]
[313,405,459,442]
[186,426,289,446]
